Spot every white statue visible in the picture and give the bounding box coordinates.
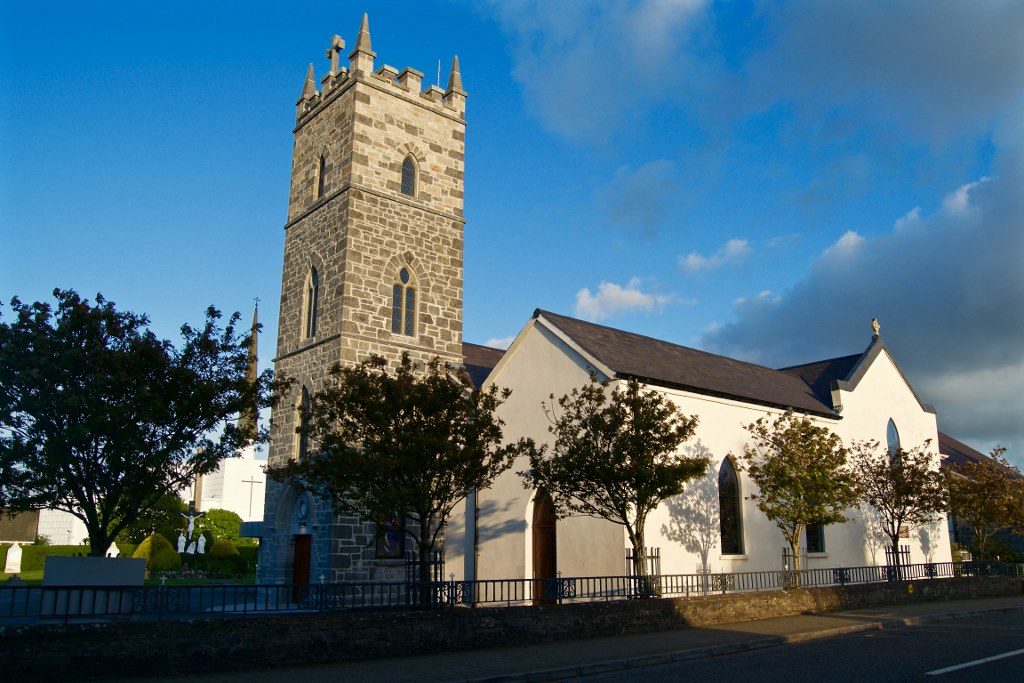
[177,533,187,553]
[4,541,22,574]
[186,540,197,555]
[106,542,120,558]
[197,535,207,554]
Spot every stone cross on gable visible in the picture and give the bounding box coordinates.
[325,34,345,75]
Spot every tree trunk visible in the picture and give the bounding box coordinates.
[87,525,109,557]
[629,526,647,578]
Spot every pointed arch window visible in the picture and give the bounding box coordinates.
[302,267,319,339]
[886,419,901,464]
[295,386,311,461]
[719,457,744,555]
[401,155,417,196]
[391,266,416,336]
[315,154,326,199]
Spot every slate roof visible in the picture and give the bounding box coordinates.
[462,342,505,389]
[535,309,839,417]
[777,354,862,409]
[938,431,990,468]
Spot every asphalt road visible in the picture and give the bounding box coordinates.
[590,611,1024,682]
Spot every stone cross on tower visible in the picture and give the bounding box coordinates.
[325,34,345,75]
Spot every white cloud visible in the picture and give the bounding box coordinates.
[942,177,990,216]
[820,230,865,260]
[575,277,675,321]
[680,238,751,274]
[483,336,515,350]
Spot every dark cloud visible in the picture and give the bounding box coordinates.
[597,160,679,238]
[751,1,1024,142]
[703,146,1024,461]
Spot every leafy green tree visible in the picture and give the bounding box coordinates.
[522,377,706,577]
[195,508,253,546]
[945,447,1024,560]
[117,493,188,545]
[853,441,945,573]
[739,411,860,572]
[267,353,533,584]
[0,289,276,556]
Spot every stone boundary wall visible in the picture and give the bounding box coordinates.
[3,577,1020,679]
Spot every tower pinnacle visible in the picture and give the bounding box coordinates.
[238,301,260,441]
[299,63,317,101]
[445,55,465,95]
[349,13,375,57]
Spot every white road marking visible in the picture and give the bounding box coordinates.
[925,647,1024,676]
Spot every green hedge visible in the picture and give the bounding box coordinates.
[0,543,139,573]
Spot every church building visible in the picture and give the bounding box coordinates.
[257,15,952,588]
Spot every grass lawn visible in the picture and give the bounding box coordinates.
[1,570,43,584]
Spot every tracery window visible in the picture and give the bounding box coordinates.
[719,457,744,555]
[302,267,319,339]
[401,155,417,196]
[391,266,416,336]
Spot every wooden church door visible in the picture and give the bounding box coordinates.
[292,534,312,601]
[532,490,557,605]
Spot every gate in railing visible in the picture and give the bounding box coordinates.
[625,547,662,597]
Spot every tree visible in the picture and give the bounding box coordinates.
[116,493,188,545]
[522,377,706,578]
[195,508,251,547]
[739,410,860,572]
[267,353,534,584]
[853,441,946,574]
[0,289,275,556]
[945,447,1024,560]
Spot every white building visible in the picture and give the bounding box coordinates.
[442,310,951,582]
[196,445,266,522]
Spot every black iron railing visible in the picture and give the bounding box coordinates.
[1,560,1018,624]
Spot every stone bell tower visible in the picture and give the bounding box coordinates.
[259,14,467,584]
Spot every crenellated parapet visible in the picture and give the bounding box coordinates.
[295,13,466,125]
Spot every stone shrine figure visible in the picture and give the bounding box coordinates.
[197,535,206,554]
[177,533,187,553]
[106,542,120,558]
[180,506,205,541]
[4,541,22,574]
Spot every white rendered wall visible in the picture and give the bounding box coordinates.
[36,509,89,546]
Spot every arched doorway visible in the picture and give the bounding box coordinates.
[532,490,556,605]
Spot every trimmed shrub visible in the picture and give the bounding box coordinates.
[209,539,240,558]
[150,547,181,573]
[133,533,177,572]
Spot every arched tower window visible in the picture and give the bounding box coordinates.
[315,154,326,199]
[719,457,743,555]
[401,155,417,196]
[391,266,416,336]
[302,267,319,339]
[295,386,310,461]
[886,419,901,462]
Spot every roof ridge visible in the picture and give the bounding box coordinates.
[777,353,863,372]
[535,308,803,378]
[462,341,505,352]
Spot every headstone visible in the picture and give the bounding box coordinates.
[106,542,120,558]
[4,541,23,574]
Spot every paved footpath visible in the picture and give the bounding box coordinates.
[144,596,1024,683]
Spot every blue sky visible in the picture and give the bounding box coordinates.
[2,1,1022,461]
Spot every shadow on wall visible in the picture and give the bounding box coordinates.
[476,498,526,543]
[662,440,718,574]
[859,505,889,565]
[918,524,937,563]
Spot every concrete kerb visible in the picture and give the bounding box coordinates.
[467,606,1024,683]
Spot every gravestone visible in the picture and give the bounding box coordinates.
[4,541,22,574]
